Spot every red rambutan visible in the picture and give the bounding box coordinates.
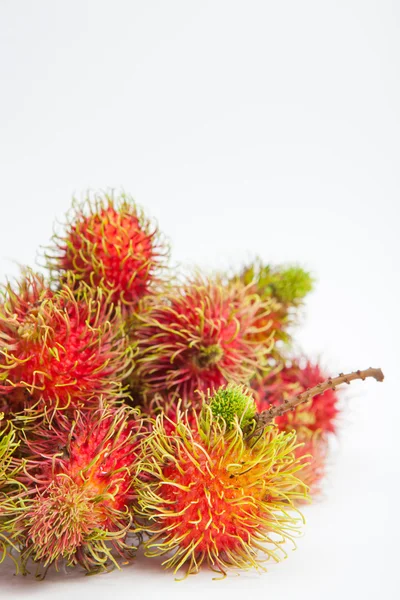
[136,403,307,578]
[14,404,146,574]
[0,270,133,414]
[45,191,168,308]
[132,276,275,406]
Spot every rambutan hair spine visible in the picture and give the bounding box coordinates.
[44,190,170,310]
[135,400,309,579]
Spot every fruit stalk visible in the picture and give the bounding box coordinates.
[250,367,384,436]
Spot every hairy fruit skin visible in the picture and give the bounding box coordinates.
[15,405,146,574]
[132,277,275,406]
[46,191,168,308]
[0,271,134,413]
[136,406,308,578]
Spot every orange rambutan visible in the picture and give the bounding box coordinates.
[14,404,146,574]
[136,401,308,578]
[0,270,133,414]
[132,276,275,406]
[45,191,169,309]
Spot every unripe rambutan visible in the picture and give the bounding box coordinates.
[46,191,168,308]
[0,270,134,414]
[15,404,146,574]
[207,384,256,430]
[233,261,313,346]
[136,404,308,578]
[252,360,339,436]
[132,276,275,406]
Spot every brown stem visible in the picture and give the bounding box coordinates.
[250,367,384,437]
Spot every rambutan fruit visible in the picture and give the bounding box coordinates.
[136,402,308,578]
[132,276,275,406]
[14,404,146,574]
[45,191,169,309]
[240,262,313,307]
[0,270,134,414]
[207,383,256,430]
[233,261,313,346]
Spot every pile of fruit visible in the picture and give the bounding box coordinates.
[0,191,383,579]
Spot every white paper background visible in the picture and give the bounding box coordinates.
[0,1,399,599]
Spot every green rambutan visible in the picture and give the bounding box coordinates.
[132,276,275,406]
[136,402,308,578]
[14,404,146,575]
[45,191,169,309]
[0,270,134,414]
[207,384,256,430]
[233,261,313,346]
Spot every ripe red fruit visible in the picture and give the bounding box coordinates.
[46,191,168,308]
[0,270,133,414]
[15,405,146,574]
[136,405,307,578]
[132,276,274,405]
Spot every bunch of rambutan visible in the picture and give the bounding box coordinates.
[0,190,383,580]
